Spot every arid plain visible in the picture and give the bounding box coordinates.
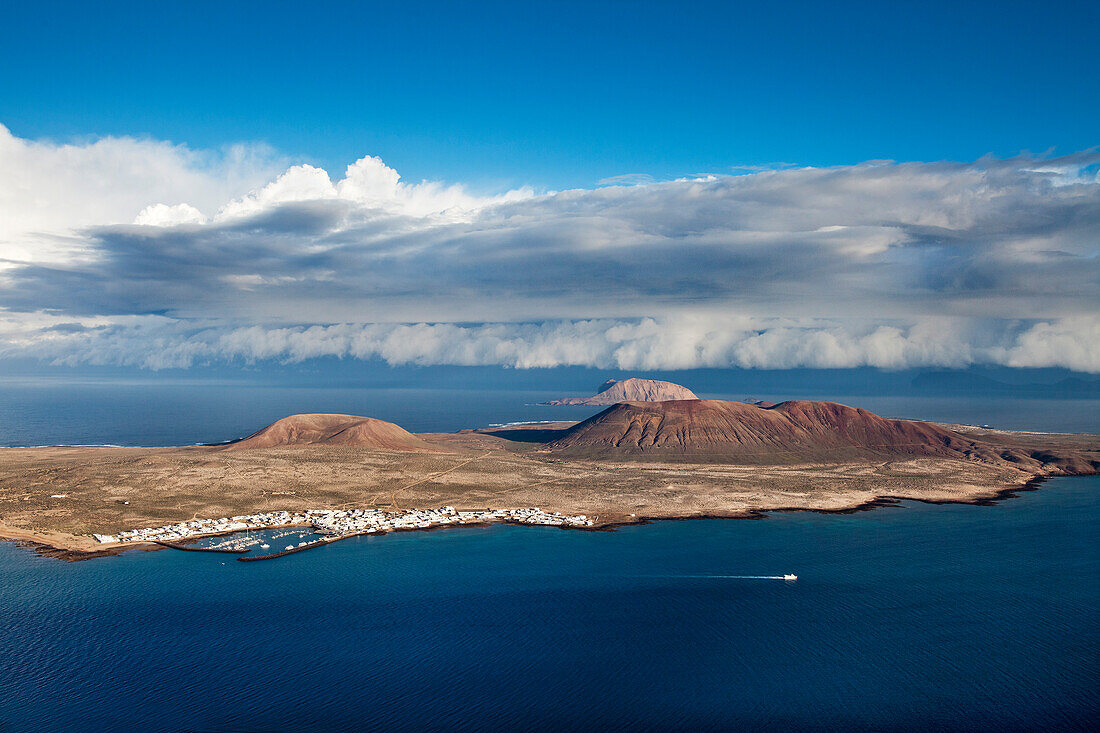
[2,398,1097,558]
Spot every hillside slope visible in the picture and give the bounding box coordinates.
[225,414,433,451]
[544,377,699,405]
[544,399,1099,472]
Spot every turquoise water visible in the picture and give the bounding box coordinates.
[2,477,1097,731]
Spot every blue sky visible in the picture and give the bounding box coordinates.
[0,1,1097,375]
[3,0,1097,190]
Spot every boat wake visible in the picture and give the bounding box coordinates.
[643,574,798,581]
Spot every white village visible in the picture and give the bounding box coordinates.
[92,506,595,559]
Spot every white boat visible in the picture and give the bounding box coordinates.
[783,574,798,581]
[260,544,270,549]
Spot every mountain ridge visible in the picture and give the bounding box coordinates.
[543,399,1099,473]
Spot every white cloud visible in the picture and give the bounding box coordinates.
[0,123,282,264]
[0,124,1097,372]
[217,164,336,220]
[215,156,534,222]
[133,203,208,226]
[997,317,1100,373]
[597,173,655,186]
[2,312,1098,373]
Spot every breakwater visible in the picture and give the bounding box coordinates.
[236,536,342,561]
[153,540,249,554]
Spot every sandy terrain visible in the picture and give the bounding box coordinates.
[2,419,1093,558]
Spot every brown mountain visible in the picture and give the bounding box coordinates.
[543,399,1099,472]
[225,414,433,451]
[544,377,699,405]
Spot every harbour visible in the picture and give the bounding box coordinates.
[95,506,596,561]
[152,540,249,554]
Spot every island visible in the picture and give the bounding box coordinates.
[1,399,1097,559]
[542,377,699,405]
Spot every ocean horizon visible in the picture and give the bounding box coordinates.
[2,381,1097,448]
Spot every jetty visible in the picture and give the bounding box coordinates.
[154,540,249,554]
[237,535,343,561]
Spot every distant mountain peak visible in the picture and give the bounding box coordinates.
[544,377,699,405]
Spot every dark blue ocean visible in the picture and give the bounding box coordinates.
[0,383,1097,731]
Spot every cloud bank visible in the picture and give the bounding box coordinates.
[4,314,1099,373]
[0,124,1097,371]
